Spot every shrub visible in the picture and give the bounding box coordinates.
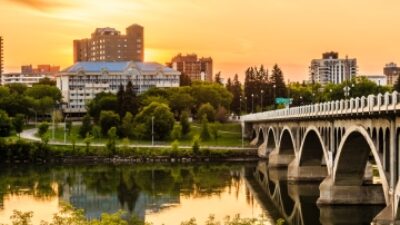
[215,106,228,123]
[171,124,182,140]
[106,127,118,155]
[99,111,120,137]
[79,114,92,138]
[200,115,211,141]
[197,103,216,122]
[180,111,191,137]
[192,135,200,155]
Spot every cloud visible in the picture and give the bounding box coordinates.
[8,0,73,11]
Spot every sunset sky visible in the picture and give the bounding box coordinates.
[1,0,400,81]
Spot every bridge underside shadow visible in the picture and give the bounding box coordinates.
[269,130,295,168]
[318,131,387,205]
[288,130,328,182]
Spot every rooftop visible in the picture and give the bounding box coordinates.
[62,61,177,73]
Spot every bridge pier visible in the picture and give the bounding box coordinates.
[268,150,294,168]
[317,176,386,205]
[287,159,327,182]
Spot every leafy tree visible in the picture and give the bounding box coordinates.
[171,124,182,140]
[37,77,56,86]
[0,110,12,137]
[169,90,194,117]
[191,83,232,111]
[180,72,192,86]
[91,125,102,139]
[24,84,62,102]
[395,75,400,92]
[197,103,216,122]
[134,102,175,140]
[122,81,139,117]
[38,122,49,137]
[116,84,125,118]
[7,83,28,95]
[121,112,135,138]
[210,123,220,141]
[200,115,211,141]
[106,127,118,155]
[180,111,191,137]
[214,71,223,85]
[87,92,118,121]
[99,111,120,137]
[12,114,25,138]
[79,114,92,138]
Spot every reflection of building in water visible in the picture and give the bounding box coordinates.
[60,174,180,220]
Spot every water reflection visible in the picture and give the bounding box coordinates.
[244,161,384,225]
[0,164,271,224]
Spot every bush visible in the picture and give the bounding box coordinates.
[106,127,118,155]
[12,113,25,136]
[197,103,216,122]
[180,111,191,137]
[215,106,228,123]
[38,122,49,137]
[171,124,182,140]
[192,135,200,155]
[170,140,180,157]
[200,115,211,141]
[79,114,92,138]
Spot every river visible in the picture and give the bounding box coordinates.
[0,162,385,225]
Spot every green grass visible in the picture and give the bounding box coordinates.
[48,122,249,147]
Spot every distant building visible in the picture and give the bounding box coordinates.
[73,24,144,63]
[358,75,387,86]
[167,54,213,82]
[309,51,357,85]
[21,64,60,75]
[57,61,180,115]
[0,37,3,79]
[383,62,400,86]
[1,73,50,87]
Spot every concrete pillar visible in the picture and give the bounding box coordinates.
[390,119,396,190]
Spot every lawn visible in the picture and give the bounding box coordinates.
[48,122,249,147]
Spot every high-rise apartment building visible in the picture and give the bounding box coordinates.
[0,37,3,78]
[21,64,60,75]
[167,54,213,82]
[73,24,144,63]
[383,62,400,86]
[309,52,357,85]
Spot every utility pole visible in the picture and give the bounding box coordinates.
[151,116,154,146]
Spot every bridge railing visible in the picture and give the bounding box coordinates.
[241,91,400,122]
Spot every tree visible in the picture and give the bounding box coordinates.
[51,110,63,129]
[210,123,220,142]
[120,112,135,138]
[180,111,191,137]
[197,103,216,122]
[116,84,125,118]
[122,81,139,116]
[215,106,228,123]
[38,77,56,86]
[24,84,62,102]
[169,91,194,117]
[200,115,211,141]
[214,71,223,85]
[171,124,182,140]
[38,122,49,137]
[180,73,192,86]
[12,114,25,138]
[83,133,94,154]
[270,64,287,98]
[66,120,72,136]
[134,102,175,140]
[192,135,200,154]
[99,111,120,137]
[79,114,92,138]
[106,127,118,156]
[230,74,242,115]
[87,92,118,121]
[0,110,12,137]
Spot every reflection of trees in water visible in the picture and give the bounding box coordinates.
[0,163,246,216]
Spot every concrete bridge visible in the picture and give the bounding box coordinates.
[241,91,400,224]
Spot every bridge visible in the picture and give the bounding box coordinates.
[241,91,400,224]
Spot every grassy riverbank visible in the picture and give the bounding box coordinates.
[0,138,257,164]
[50,122,248,147]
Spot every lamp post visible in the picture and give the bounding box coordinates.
[245,97,248,113]
[343,86,351,99]
[273,84,276,107]
[64,115,68,143]
[329,89,333,101]
[151,116,154,146]
[260,90,264,111]
[300,96,303,106]
[251,93,254,113]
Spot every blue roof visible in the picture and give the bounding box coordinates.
[63,61,177,73]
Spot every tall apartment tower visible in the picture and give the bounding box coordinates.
[73,24,144,63]
[383,62,400,86]
[167,54,213,82]
[0,37,3,78]
[309,51,357,85]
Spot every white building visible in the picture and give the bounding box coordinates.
[1,73,52,86]
[57,61,181,114]
[309,52,357,85]
[361,75,387,86]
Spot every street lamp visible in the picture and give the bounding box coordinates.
[260,90,264,111]
[245,97,248,113]
[300,96,303,106]
[343,86,351,99]
[273,84,277,106]
[151,116,154,146]
[329,89,333,101]
[239,96,242,116]
[251,93,254,113]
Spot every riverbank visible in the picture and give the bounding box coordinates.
[0,139,259,164]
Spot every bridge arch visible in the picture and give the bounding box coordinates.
[265,127,277,154]
[332,126,389,204]
[298,126,331,174]
[278,127,296,156]
[257,127,265,146]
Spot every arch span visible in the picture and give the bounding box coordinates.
[332,126,389,204]
[278,127,296,156]
[298,127,330,174]
[257,128,265,146]
[265,127,277,153]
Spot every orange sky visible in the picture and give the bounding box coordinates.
[1,0,400,81]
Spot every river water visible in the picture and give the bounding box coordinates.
[0,162,385,225]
